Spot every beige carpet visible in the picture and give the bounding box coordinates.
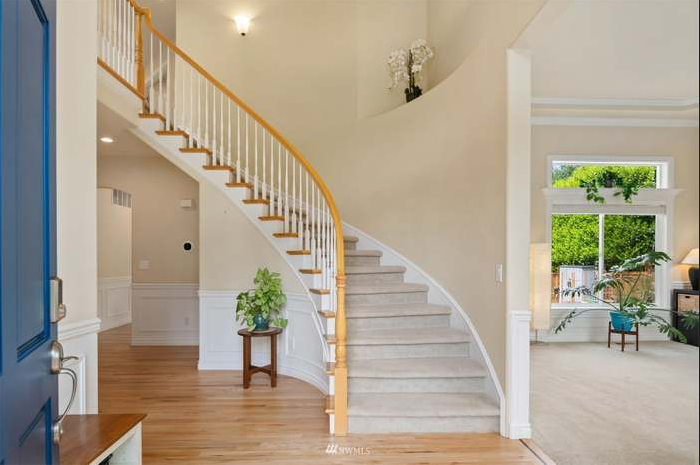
[531,341,699,465]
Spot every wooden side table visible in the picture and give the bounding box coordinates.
[238,327,283,389]
[608,321,639,352]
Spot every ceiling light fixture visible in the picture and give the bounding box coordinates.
[234,15,251,36]
[100,136,114,143]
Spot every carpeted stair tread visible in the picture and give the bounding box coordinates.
[346,303,451,319]
[343,236,359,243]
[345,283,428,295]
[349,357,487,379]
[347,327,470,346]
[348,392,499,418]
[345,249,382,257]
[345,265,406,274]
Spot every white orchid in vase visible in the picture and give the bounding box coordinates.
[388,39,434,102]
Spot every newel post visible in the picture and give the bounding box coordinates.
[334,274,348,436]
[134,11,145,98]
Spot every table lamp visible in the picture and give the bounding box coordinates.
[682,248,699,290]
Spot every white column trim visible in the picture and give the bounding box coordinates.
[506,310,532,439]
[58,317,102,341]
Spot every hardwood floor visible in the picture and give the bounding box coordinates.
[99,325,544,464]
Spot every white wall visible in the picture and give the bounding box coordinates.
[57,0,99,414]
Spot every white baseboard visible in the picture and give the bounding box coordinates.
[58,317,101,414]
[131,283,199,346]
[538,308,672,343]
[198,290,328,394]
[98,276,132,332]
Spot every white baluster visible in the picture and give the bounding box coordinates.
[254,122,259,199]
[165,49,171,130]
[262,131,267,202]
[292,158,297,235]
[284,150,289,233]
[212,88,217,164]
[197,74,201,146]
[220,92,225,166]
[245,114,250,184]
[270,137,275,214]
[227,100,232,168]
[236,107,241,182]
[205,83,209,149]
[149,32,154,112]
[277,142,282,218]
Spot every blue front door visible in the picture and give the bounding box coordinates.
[1,0,58,463]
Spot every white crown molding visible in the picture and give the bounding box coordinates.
[58,317,102,341]
[532,116,699,128]
[532,97,699,111]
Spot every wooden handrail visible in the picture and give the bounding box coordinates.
[131,1,348,435]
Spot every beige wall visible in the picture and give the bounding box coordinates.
[530,126,700,283]
[199,183,303,293]
[57,0,98,325]
[97,156,200,284]
[308,1,544,385]
[97,188,132,278]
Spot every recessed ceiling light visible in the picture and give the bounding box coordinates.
[100,136,114,143]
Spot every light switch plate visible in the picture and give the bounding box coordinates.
[138,259,151,270]
[496,264,504,283]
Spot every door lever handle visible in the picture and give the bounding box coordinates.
[49,340,79,444]
[53,366,78,444]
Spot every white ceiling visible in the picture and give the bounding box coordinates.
[516,0,699,100]
[97,102,159,158]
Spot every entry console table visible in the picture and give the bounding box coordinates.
[60,414,145,465]
[238,327,282,388]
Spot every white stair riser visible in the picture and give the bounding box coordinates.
[346,271,404,285]
[348,415,499,434]
[345,255,381,266]
[349,376,486,394]
[347,314,449,331]
[346,291,427,306]
[347,342,470,360]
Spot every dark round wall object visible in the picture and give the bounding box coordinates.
[183,241,193,252]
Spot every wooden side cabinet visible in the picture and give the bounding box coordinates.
[672,289,699,347]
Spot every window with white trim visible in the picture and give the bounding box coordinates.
[545,157,677,309]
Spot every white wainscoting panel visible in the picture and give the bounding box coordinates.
[198,291,328,394]
[537,308,672,343]
[58,317,101,415]
[131,283,199,345]
[98,276,132,331]
[506,310,531,439]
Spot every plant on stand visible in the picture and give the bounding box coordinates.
[555,251,699,343]
[236,268,288,332]
[388,39,434,102]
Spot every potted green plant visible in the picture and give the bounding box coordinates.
[236,268,288,332]
[555,251,699,343]
[581,169,643,204]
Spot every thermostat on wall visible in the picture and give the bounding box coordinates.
[183,241,194,252]
[180,199,194,208]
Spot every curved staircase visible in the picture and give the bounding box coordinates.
[96,0,501,436]
[342,237,499,433]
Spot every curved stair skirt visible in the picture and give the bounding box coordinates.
[97,67,504,435]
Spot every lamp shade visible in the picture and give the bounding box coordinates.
[530,243,552,331]
[681,248,699,266]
